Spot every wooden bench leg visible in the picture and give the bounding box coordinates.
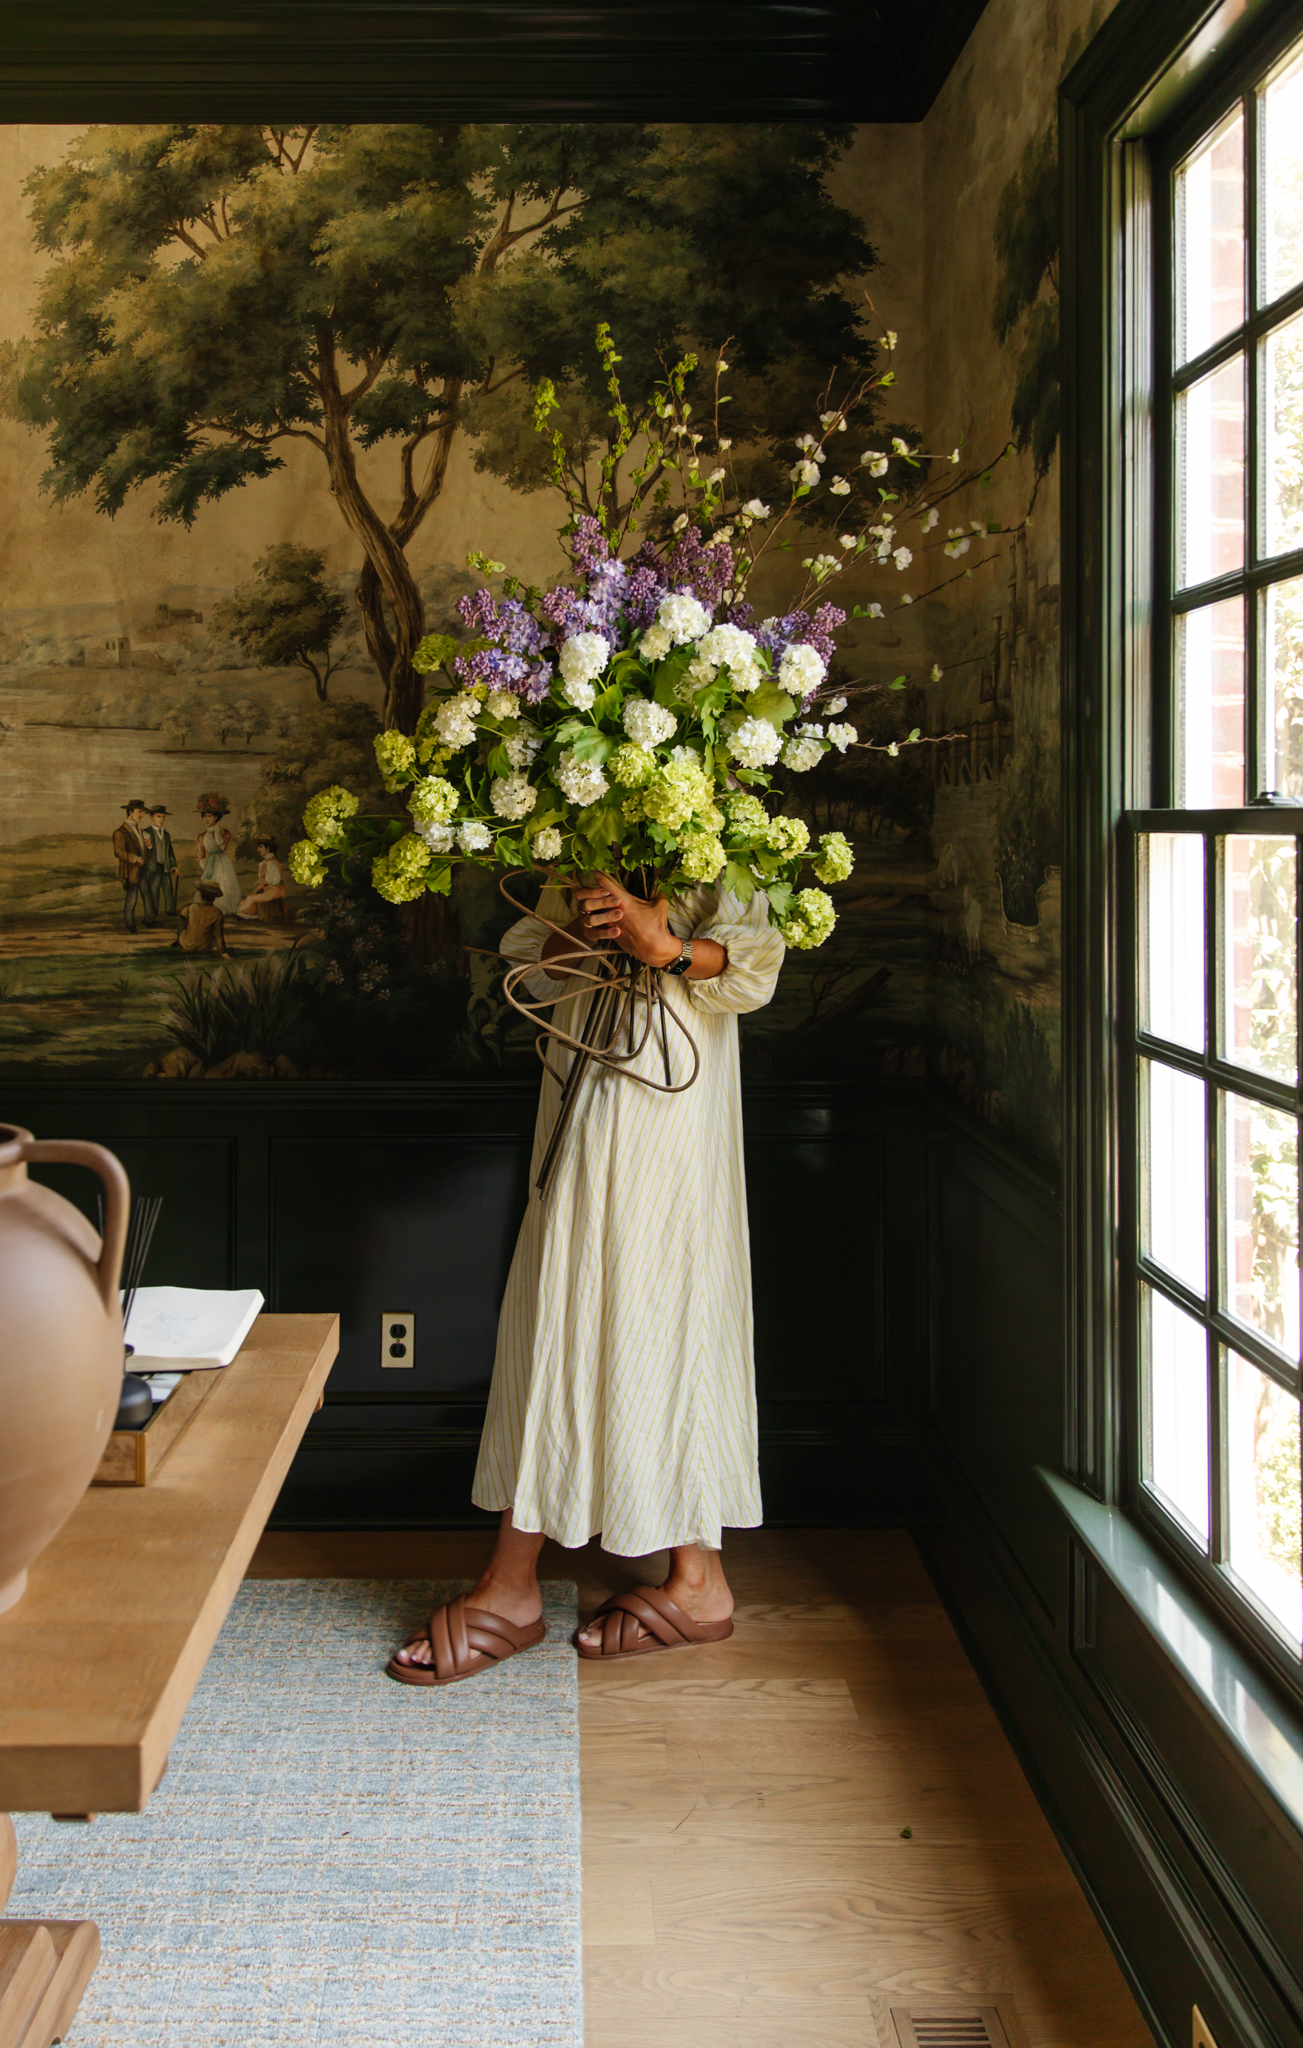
[0,1818,100,2048]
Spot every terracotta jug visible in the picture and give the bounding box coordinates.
[0,1124,129,1616]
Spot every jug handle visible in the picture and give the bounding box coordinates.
[13,1139,131,1317]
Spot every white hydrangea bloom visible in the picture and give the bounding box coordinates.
[561,678,596,711]
[433,694,480,751]
[699,622,761,691]
[490,773,538,821]
[487,689,522,720]
[640,623,673,661]
[778,642,826,697]
[505,728,541,770]
[656,592,712,646]
[457,820,492,852]
[558,631,610,700]
[727,717,783,769]
[783,734,825,772]
[826,723,857,753]
[556,751,610,807]
[418,821,455,853]
[534,825,563,860]
[623,696,678,748]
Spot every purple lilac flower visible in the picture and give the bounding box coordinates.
[538,586,585,636]
[807,602,847,666]
[456,588,499,635]
[522,662,553,704]
[664,528,735,609]
[569,515,610,573]
[454,646,532,690]
[624,551,668,629]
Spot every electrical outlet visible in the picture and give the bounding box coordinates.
[1193,2007,1219,2048]
[381,1312,415,1367]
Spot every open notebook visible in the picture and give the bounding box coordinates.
[122,1286,265,1369]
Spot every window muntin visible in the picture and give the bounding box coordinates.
[1132,42,1303,1667]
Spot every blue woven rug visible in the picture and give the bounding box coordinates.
[12,1579,582,2048]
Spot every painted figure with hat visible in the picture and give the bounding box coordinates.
[148,804,179,918]
[195,792,240,914]
[172,879,233,958]
[111,798,158,933]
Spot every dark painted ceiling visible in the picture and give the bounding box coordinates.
[0,1,992,122]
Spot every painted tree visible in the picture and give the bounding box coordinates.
[992,122,1059,483]
[0,123,878,732]
[213,543,348,701]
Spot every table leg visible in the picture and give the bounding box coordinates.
[0,1816,99,2048]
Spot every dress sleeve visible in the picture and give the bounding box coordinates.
[683,885,786,1016]
[498,885,577,1004]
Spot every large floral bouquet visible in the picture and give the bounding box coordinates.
[290,329,1009,951]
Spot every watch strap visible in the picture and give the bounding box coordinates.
[664,938,694,977]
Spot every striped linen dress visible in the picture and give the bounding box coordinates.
[472,883,785,1556]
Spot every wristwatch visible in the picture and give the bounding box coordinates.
[663,938,694,978]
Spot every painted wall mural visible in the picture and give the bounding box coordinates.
[0,7,1107,1171]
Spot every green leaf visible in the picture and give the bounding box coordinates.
[652,648,693,708]
[578,797,624,852]
[486,743,513,778]
[591,680,624,722]
[747,680,796,727]
[721,860,755,903]
[766,879,794,920]
[425,861,453,896]
[568,727,616,765]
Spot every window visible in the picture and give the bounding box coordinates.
[1122,28,1303,1671]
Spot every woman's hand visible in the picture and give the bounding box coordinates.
[573,874,681,968]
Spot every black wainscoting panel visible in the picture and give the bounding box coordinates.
[269,1136,530,1395]
[748,1135,885,1406]
[25,1135,237,1290]
[929,1120,1063,1618]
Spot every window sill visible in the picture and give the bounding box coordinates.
[1038,1468,1303,1833]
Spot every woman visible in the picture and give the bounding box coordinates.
[236,836,287,921]
[389,868,784,1685]
[195,796,240,914]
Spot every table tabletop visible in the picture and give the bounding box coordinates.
[0,1313,338,1814]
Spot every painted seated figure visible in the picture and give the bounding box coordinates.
[173,880,232,958]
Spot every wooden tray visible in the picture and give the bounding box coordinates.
[92,1372,221,1487]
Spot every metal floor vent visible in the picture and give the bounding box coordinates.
[891,2005,1014,2048]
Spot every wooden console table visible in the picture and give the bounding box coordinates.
[0,1313,338,2048]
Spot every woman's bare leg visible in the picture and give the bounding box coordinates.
[576,1542,734,1649]
[391,1509,544,1668]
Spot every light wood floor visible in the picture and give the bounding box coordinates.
[249,1526,1154,2048]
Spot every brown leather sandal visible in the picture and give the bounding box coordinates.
[574,1585,734,1662]
[386,1592,547,1687]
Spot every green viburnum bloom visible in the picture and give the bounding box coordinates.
[813,830,854,884]
[621,791,647,823]
[412,632,459,674]
[677,831,727,883]
[371,832,432,905]
[374,730,418,788]
[723,791,770,843]
[608,742,657,788]
[413,703,450,766]
[408,774,459,828]
[765,814,810,858]
[643,755,714,831]
[288,838,327,887]
[302,784,359,850]
[782,887,837,949]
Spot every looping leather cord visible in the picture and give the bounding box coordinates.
[489,872,703,1196]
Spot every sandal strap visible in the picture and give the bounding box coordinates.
[427,1595,536,1680]
[591,1587,704,1654]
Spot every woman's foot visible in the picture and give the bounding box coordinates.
[391,1511,544,1671]
[577,1543,733,1651]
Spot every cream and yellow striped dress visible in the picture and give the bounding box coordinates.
[472,883,785,1556]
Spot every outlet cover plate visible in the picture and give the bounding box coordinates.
[381,1312,415,1367]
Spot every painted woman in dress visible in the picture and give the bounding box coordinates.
[389,869,784,1686]
[195,795,240,914]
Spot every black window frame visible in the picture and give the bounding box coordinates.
[1063,0,1303,1712]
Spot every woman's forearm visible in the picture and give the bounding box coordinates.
[539,917,593,982]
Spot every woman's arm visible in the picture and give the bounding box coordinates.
[541,874,725,981]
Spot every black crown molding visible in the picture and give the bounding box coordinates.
[0,1,990,123]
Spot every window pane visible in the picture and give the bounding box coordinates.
[1265,573,1303,796]
[1142,1060,1207,1292]
[1222,1090,1301,1359]
[1263,41,1303,307]
[1175,110,1245,363]
[1177,356,1245,587]
[1264,310,1303,560]
[1144,1285,1211,1542]
[1228,1349,1302,1640]
[1140,833,1205,1048]
[1222,836,1298,1083]
[1176,598,1245,806]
